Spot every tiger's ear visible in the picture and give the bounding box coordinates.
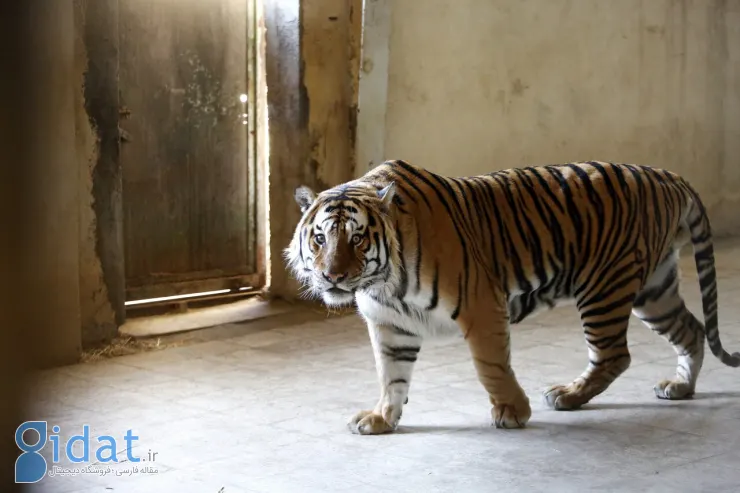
[294,186,316,213]
[377,182,396,209]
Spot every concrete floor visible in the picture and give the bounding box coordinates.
[26,240,740,493]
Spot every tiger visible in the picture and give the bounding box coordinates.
[284,159,740,435]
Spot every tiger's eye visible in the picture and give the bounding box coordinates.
[315,234,326,246]
[351,234,363,245]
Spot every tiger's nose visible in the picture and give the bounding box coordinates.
[323,271,348,283]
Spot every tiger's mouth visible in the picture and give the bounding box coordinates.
[321,286,356,306]
[325,287,353,296]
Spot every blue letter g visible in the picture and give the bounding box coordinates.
[15,421,48,484]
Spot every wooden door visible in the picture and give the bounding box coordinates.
[119,0,261,301]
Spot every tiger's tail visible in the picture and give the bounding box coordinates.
[685,185,740,367]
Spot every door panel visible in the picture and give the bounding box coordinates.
[119,0,258,300]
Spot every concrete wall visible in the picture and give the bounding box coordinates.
[358,0,740,236]
[75,0,125,348]
[24,1,83,367]
[0,0,84,478]
[265,0,362,298]
[0,1,25,482]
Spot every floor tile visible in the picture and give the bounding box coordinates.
[22,239,740,492]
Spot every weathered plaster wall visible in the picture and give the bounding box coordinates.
[75,0,125,348]
[24,0,83,367]
[263,0,308,299]
[265,0,361,299]
[358,0,740,236]
[303,0,355,189]
[348,0,364,168]
[1,2,33,484]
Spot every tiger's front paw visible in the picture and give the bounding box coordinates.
[543,383,592,410]
[347,408,398,435]
[491,396,531,429]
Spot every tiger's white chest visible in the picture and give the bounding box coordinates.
[354,290,461,338]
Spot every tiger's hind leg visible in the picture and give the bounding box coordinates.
[544,276,641,411]
[632,251,705,400]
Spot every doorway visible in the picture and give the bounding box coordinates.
[118,0,264,310]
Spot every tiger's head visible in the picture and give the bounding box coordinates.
[284,181,400,307]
